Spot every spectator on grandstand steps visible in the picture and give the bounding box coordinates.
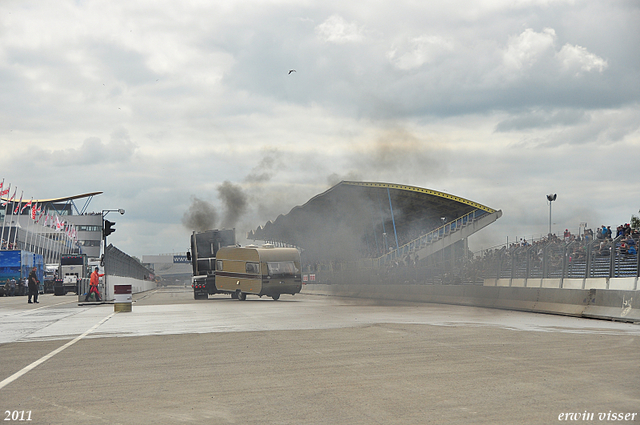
[625,234,637,255]
[564,229,571,241]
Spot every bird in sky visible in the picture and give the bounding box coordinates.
[288,69,296,74]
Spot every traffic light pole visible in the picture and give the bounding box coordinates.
[101,209,125,301]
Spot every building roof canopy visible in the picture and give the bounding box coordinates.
[249,181,497,258]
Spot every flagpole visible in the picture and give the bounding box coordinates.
[0,178,4,247]
[45,217,54,265]
[2,185,16,249]
[0,182,9,249]
[36,208,44,257]
[25,214,33,252]
[11,191,23,249]
[9,188,19,248]
[24,200,33,252]
[23,199,33,251]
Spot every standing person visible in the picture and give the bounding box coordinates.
[85,267,104,302]
[27,267,39,304]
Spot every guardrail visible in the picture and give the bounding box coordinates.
[479,235,639,281]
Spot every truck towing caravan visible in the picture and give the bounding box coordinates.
[215,245,302,301]
[187,229,236,300]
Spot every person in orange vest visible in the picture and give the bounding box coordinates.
[85,267,104,302]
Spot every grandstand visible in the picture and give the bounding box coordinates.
[248,181,502,276]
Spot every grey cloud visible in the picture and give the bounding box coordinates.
[214,2,638,120]
[496,109,589,132]
[22,129,138,167]
[57,131,137,166]
[88,41,159,87]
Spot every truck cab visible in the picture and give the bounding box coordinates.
[187,229,236,299]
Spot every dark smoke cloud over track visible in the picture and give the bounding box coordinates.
[182,196,218,232]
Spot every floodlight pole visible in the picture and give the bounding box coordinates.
[547,194,557,236]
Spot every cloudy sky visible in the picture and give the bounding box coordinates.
[1,0,639,257]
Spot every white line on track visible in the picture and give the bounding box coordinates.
[0,299,79,318]
[0,312,115,391]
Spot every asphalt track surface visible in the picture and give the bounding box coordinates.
[0,287,639,425]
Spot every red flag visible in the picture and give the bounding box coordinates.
[31,202,37,220]
[22,198,32,213]
[0,183,10,204]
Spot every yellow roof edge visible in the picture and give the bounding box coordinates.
[341,181,496,213]
[0,191,103,204]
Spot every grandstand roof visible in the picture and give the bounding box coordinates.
[248,181,497,259]
[0,192,103,203]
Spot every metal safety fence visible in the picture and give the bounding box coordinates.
[471,235,639,281]
[104,244,153,280]
[305,234,640,286]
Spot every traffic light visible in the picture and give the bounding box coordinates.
[103,220,116,237]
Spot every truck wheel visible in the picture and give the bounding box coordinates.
[271,294,280,301]
[231,292,238,299]
[237,291,246,301]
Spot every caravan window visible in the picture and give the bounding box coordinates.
[266,261,298,276]
[245,262,260,274]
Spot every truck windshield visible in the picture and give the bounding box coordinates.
[266,261,298,276]
[60,257,84,266]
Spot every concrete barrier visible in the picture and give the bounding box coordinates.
[562,278,584,289]
[525,279,542,288]
[584,278,607,290]
[511,278,526,287]
[483,279,496,287]
[302,283,640,323]
[609,277,637,291]
[541,279,561,288]
[496,279,510,287]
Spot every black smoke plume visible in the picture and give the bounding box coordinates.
[218,181,248,228]
[182,196,218,232]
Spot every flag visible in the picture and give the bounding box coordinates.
[22,198,32,213]
[44,214,50,227]
[31,202,37,220]
[0,183,10,205]
[36,207,44,223]
[13,191,23,214]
